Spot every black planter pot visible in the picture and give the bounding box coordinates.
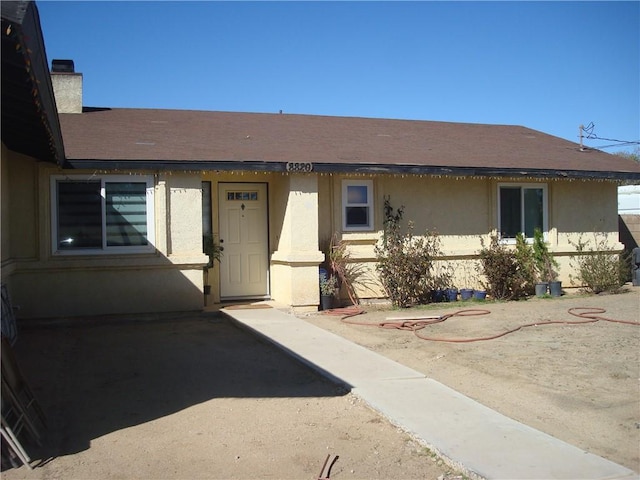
[549,281,562,297]
[320,294,334,311]
[535,282,548,297]
[431,289,446,303]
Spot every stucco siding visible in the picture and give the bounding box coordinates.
[5,167,208,319]
[10,264,203,318]
[380,176,492,240]
[269,174,323,310]
[268,174,289,255]
[555,181,616,236]
[318,175,623,300]
[323,175,494,257]
[554,181,621,250]
[1,144,41,298]
[4,163,626,317]
[164,174,205,256]
[1,145,39,263]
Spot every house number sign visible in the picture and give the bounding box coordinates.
[286,162,313,173]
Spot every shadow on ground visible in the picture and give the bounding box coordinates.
[12,312,346,463]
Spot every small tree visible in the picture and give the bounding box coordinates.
[375,199,442,308]
[532,228,558,283]
[514,232,536,295]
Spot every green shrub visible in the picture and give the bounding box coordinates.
[324,233,376,305]
[478,235,530,300]
[203,233,223,268]
[514,232,536,295]
[619,249,633,284]
[532,228,558,282]
[375,199,443,308]
[569,233,627,293]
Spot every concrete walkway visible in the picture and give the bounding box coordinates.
[221,306,638,480]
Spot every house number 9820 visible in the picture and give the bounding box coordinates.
[286,162,313,173]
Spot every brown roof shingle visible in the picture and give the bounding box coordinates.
[59,108,640,179]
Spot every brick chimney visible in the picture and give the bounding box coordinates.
[51,59,82,114]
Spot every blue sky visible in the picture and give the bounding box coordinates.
[37,1,639,153]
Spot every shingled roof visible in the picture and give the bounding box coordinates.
[59,108,640,180]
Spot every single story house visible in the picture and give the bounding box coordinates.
[3,2,640,320]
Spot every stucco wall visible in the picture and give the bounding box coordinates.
[3,163,208,319]
[5,160,624,317]
[1,144,40,290]
[554,180,619,247]
[10,263,204,317]
[1,145,39,262]
[270,174,323,310]
[319,175,623,299]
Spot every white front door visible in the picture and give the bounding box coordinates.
[218,183,269,299]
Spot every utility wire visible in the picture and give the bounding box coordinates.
[580,122,639,149]
[592,141,640,150]
[588,135,638,143]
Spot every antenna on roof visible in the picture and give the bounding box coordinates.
[579,124,584,151]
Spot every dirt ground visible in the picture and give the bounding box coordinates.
[3,289,638,480]
[3,312,462,480]
[302,288,640,473]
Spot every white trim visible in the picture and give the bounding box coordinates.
[497,182,548,241]
[50,174,156,255]
[342,179,373,231]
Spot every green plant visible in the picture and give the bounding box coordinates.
[319,274,338,296]
[514,232,536,295]
[323,233,376,305]
[478,234,529,300]
[532,228,558,283]
[619,249,633,284]
[375,199,443,308]
[460,259,480,289]
[569,233,627,294]
[203,233,223,268]
[432,261,455,290]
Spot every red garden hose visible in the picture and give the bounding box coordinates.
[331,307,639,343]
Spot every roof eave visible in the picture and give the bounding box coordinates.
[1,1,65,164]
[62,159,640,181]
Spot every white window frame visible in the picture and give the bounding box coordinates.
[50,174,155,255]
[342,179,373,232]
[497,182,548,242]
